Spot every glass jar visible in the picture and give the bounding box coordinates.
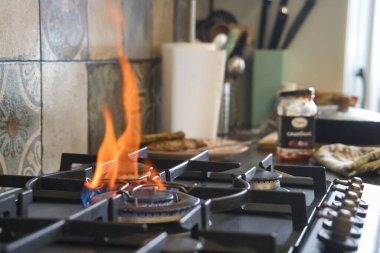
[277,88,318,160]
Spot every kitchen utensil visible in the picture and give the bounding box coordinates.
[188,0,196,42]
[268,0,288,49]
[220,56,246,136]
[227,55,246,78]
[222,28,241,57]
[230,31,247,57]
[282,0,316,49]
[212,33,228,49]
[258,0,272,48]
[196,10,238,42]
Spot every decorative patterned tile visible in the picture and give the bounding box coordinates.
[0,63,41,176]
[152,0,174,57]
[88,0,122,60]
[0,0,40,60]
[87,63,124,155]
[42,63,88,173]
[133,61,161,134]
[122,0,153,59]
[40,0,89,60]
[87,61,161,154]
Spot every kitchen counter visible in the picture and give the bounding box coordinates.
[222,143,380,186]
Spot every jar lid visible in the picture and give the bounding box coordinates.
[279,87,315,97]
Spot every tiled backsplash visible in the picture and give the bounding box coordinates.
[0,0,182,175]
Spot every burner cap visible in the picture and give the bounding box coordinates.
[118,189,200,224]
[251,170,282,190]
[252,171,281,181]
[129,188,174,205]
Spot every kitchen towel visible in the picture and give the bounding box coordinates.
[314,143,380,177]
[162,43,226,139]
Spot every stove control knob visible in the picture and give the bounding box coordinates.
[317,209,359,251]
[323,208,365,228]
[331,199,367,218]
[332,209,354,237]
[322,199,358,215]
[333,183,363,198]
[334,177,363,188]
[334,191,368,210]
[318,209,353,237]
[347,183,363,198]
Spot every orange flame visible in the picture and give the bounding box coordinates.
[85,1,164,191]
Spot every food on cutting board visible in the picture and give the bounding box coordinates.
[142,131,207,152]
[147,138,207,152]
[141,131,185,146]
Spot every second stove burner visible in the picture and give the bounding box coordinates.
[251,170,284,190]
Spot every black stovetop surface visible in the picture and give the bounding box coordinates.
[0,148,378,253]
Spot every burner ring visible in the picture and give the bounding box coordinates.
[251,170,282,190]
[122,186,175,206]
[118,187,200,224]
[120,190,199,214]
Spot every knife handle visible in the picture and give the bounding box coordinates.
[257,0,272,49]
[268,7,288,49]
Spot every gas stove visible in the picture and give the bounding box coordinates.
[0,148,379,253]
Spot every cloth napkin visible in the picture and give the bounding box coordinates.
[314,143,380,177]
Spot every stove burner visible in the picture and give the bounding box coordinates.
[81,161,165,207]
[118,186,200,223]
[88,184,200,224]
[123,186,175,206]
[251,170,282,190]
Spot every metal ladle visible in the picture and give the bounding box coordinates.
[220,56,246,136]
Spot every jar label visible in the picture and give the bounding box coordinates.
[279,116,315,149]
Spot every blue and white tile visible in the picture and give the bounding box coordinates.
[0,63,41,175]
[40,0,89,60]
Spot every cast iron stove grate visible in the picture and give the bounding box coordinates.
[0,218,166,253]
[0,148,378,253]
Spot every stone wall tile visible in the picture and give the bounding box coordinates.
[42,62,88,173]
[0,63,41,175]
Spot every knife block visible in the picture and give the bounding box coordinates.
[251,50,288,127]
